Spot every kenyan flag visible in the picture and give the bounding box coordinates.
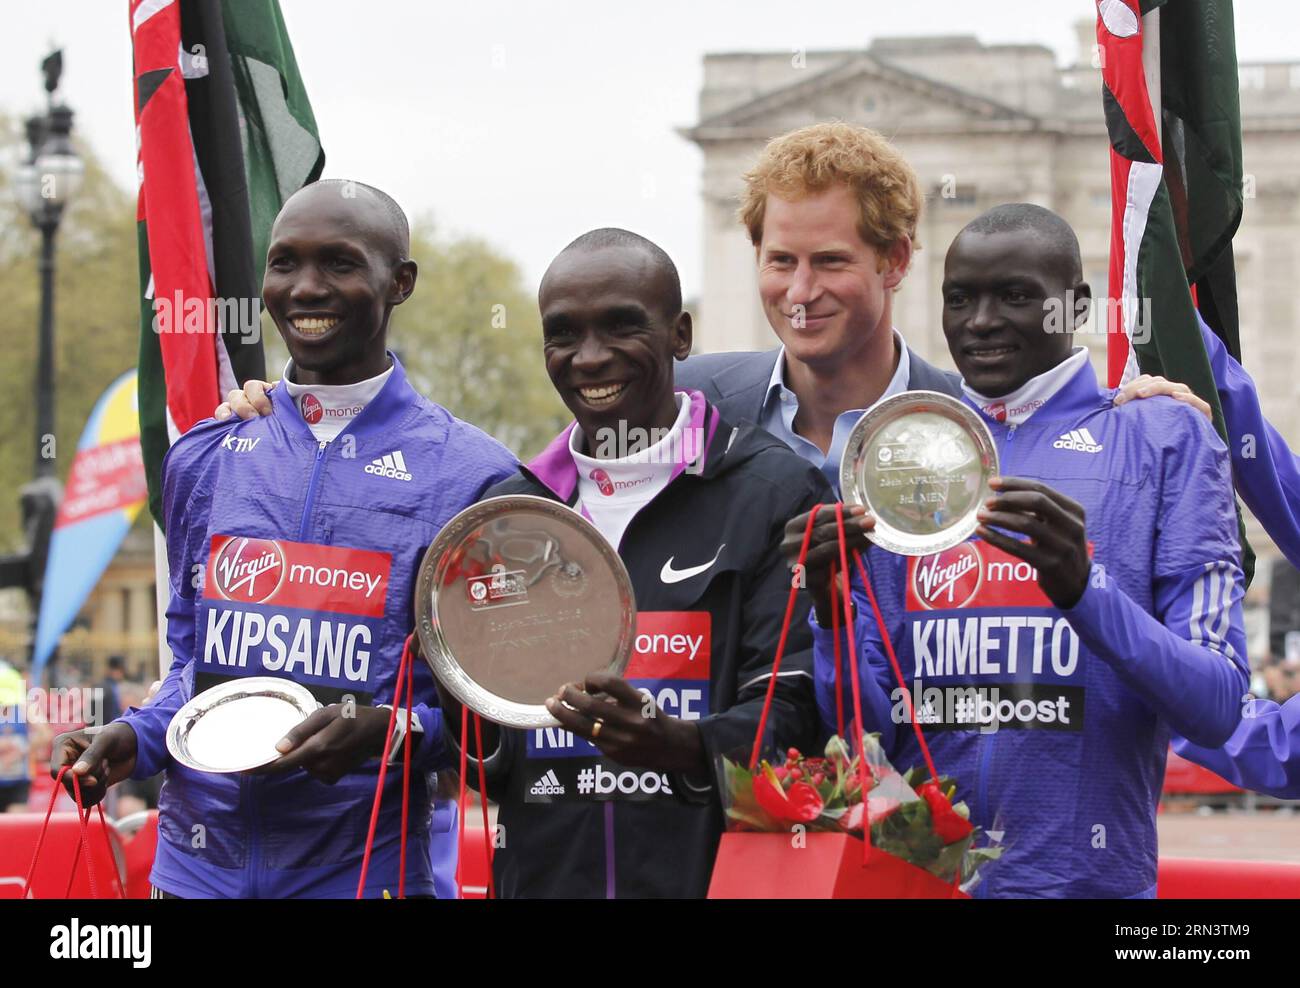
[1097,0,1251,575]
[131,0,324,527]
[1097,0,1243,408]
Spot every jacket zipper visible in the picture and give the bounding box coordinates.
[975,421,1014,899]
[300,441,329,541]
[244,773,261,898]
[244,439,328,896]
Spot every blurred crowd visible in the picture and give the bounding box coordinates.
[0,654,161,818]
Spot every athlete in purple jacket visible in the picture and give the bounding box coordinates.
[51,181,516,897]
[788,205,1249,897]
[1154,316,1300,798]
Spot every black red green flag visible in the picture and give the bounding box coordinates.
[131,0,324,527]
[1097,0,1251,576]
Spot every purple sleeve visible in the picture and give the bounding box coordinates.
[1062,405,1248,746]
[119,437,209,779]
[1172,696,1300,798]
[409,703,453,771]
[1200,315,1300,569]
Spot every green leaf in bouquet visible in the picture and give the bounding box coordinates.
[824,734,852,767]
[721,757,781,833]
[892,797,930,829]
[961,845,1005,883]
[875,802,945,865]
[872,835,915,863]
[807,811,846,833]
[817,784,843,812]
[725,806,778,831]
[904,829,946,864]
[925,833,973,882]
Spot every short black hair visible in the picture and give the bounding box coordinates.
[309,178,410,262]
[957,203,1083,282]
[558,227,683,316]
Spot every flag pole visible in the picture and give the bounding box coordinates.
[152,522,170,682]
[1142,8,1162,149]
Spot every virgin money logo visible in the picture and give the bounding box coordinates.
[912,543,982,610]
[301,394,323,425]
[589,468,615,497]
[985,401,1007,423]
[211,537,286,604]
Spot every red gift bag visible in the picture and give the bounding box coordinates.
[710,833,966,899]
[8,767,128,900]
[708,505,971,900]
[358,634,495,899]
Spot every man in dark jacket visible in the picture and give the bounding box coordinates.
[674,122,960,494]
[444,228,831,897]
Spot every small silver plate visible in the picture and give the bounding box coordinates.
[416,495,636,729]
[840,390,999,556]
[166,677,320,773]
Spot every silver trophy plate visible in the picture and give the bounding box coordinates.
[416,494,636,728]
[166,677,320,773]
[840,390,999,556]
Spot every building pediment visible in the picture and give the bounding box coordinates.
[683,53,1040,141]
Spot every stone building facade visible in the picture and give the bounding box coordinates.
[680,25,1300,567]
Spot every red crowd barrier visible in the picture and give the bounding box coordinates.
[1163,748,1242,796]
[117,810,160,900]
[0,813,127,899]
[8,810,1298,899]
[1158,856,1300,898]
[0,808,158,900]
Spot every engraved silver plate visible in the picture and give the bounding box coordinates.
[416,495,636,728]
[166,677,320,773]
[840,390,999,556]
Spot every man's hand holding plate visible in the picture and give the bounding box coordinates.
[975,476,1090,609]
[256,703,392,784]
[781,505,874,625]
[546,671,705,775]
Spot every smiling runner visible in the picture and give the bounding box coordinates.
[51,180,516,898]
[790,204,1249,898]
[441,228,833,897]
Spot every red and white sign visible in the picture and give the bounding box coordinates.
[205,535,391,617]
[55,438,147,527]
[907,541,1054,611]
[625,611,711,680]
[300,393,323,424]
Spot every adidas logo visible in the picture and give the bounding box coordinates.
[529,769,565,796]
[1053,428,1103,454]
[364,450,413,482]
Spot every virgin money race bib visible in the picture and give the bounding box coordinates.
[903,540,1089,733]
[197,535,393,705]
[524,611,711,803]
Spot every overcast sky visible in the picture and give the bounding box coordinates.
[5,1,1299,299]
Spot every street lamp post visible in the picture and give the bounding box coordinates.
[5,51,82,681]
[16,55,83,479]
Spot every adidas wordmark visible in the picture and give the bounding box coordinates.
[365,450,413,481]
[530,769,565,796]
[1053,428,1103,454]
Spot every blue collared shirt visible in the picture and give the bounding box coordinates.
[758,331,910,492]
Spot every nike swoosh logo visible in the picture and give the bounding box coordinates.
[660,545,726,584]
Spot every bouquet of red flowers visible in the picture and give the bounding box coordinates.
[721,733,1003,886]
